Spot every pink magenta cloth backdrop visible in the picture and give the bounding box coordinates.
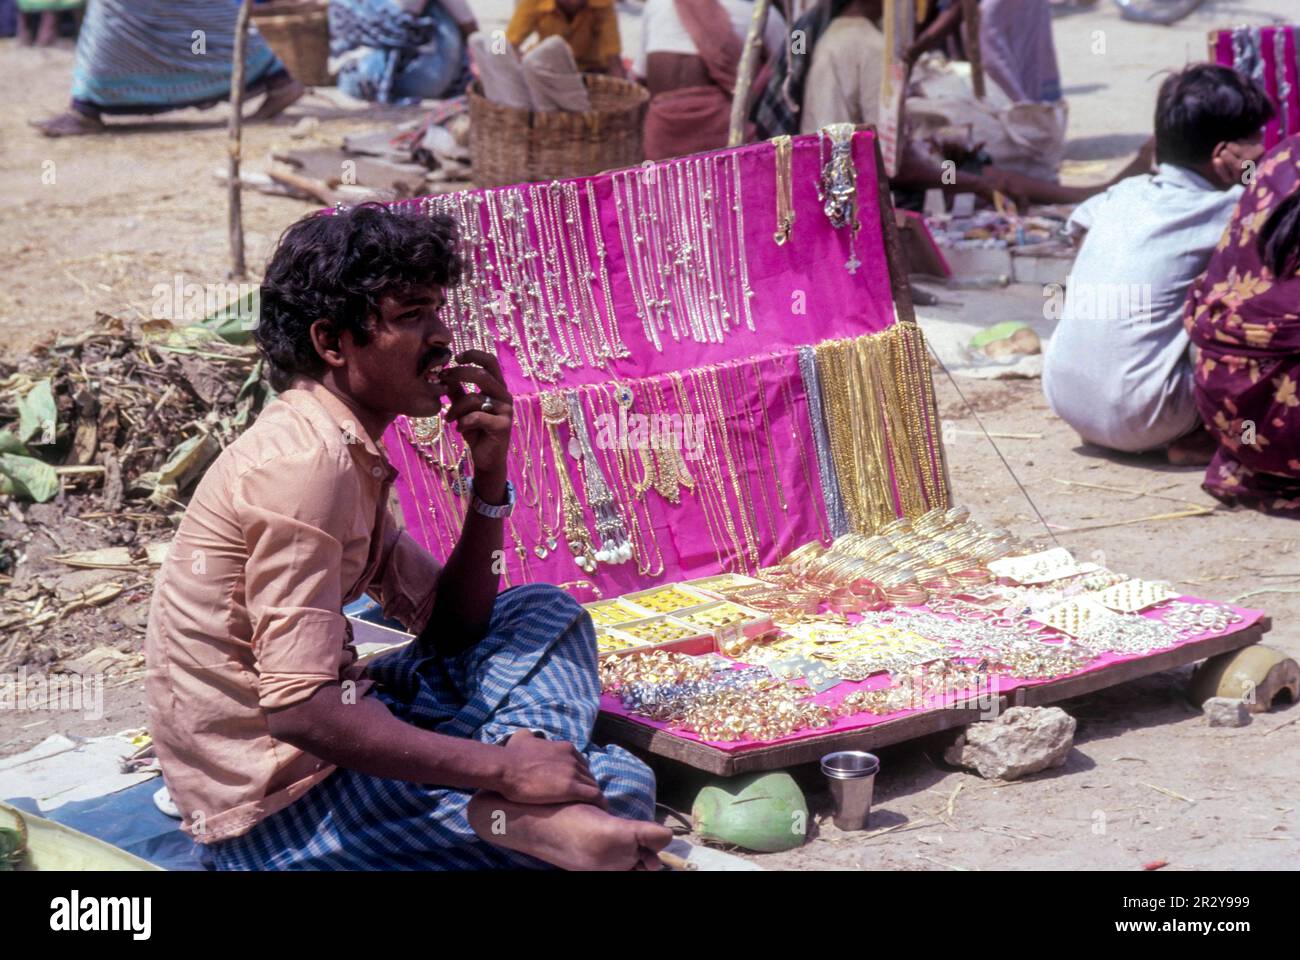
[1213,27,1300,151]
[598,601,1268,752]
[383,131,906,591]
[388,347,840,594]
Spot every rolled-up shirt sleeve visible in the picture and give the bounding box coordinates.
[236,448,353,710]
[368,511,441,635]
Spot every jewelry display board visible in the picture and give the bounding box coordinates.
[1210,26,1300,150]
[369,130,1272,776]
[383,128,950,596]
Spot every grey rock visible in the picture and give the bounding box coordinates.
[1203,697,1251,728]
[944,706,1077,780]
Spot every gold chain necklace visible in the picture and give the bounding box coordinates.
[772,135,795,245]
[539,391,598,572]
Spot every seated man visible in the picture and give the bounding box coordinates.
[506,0,624,75]
[1043,64,1273,460]
[144,204,671,871]
[905,0,1062,104]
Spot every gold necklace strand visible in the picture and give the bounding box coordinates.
[480,190,526,362]
[564,182,619,364]
[549,180,600,367]
[697,156,730,335]
[637,166,677,344]
[860,333,925,521]
[897,323,941,509]
[529,183,581,368]
[649,377,695,503]
[392,417,444,555]
[730,152,757,330]
[582,180,631,359]
[643,167,678,343]
[665,162,707,344]
[710,157,739,331]
[409,410,470,548]
[772,135,795,245]
[901,322,950,510]
[610,381,655,497]
[693,366,750,570]
[750,358,788,514]
[494,189,565,379]
[671,371,737,571]
[553,182,603,365]
[686,158,725,343]
[883,325,935,515]
[699,366,761,571]
[539,391,599,572]
[418,419,464,555]
[565,389,632,565]
[852,334,905,530]
[723,361,780,546]
[593,383,665,577]
[514,397,561,558]
[815,340,864,531]
[612,171,662,352]
[773,353,830,542]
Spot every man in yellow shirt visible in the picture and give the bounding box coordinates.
[506,0,624,75]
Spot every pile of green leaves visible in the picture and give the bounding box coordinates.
[0,299,270,507]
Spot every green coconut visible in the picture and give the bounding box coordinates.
[691,772,809,853]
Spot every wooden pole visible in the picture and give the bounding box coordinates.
[228,0,253,280]
[727,0,772,147]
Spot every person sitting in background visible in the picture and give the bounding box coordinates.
[637,0,786,161]
[752,0,1137,207]
[1042,64,1274,462]
[506,0,623,76]
[32,0,303,136]
[1184,136,1300,515]
[330,0,477,104]
[794,0,886,135]
[905,0,1061,104]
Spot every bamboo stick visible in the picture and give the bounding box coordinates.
[227,0,253,280]
[728,0,772,147]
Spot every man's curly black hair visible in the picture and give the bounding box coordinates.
[256,203,463,391]
[1154,64,1273,169]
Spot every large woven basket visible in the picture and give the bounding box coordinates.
[252,0,331,87]
[469,74,650,188]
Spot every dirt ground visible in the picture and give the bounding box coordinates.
[1,2,1297,871]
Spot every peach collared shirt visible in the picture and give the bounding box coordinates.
[144,378,440,843]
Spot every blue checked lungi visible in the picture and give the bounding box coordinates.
[204,584,656,871]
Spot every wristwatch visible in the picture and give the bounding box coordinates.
[469,478,515,519]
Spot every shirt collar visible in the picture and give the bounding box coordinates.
[281,377,395,477]
[1154,162,1223,194]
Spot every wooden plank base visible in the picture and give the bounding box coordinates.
[595,620,1269,776]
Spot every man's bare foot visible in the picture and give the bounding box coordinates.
[467,791,673,871]
[31,110,105,137]
[249,77,306,121]
[1167,427,1217,466]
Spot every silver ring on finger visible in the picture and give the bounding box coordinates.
[480,397,496,414]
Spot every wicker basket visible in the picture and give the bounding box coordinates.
[252,0,331,87]
[469,74,650,188]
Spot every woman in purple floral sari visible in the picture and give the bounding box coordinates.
[1184,134,1300,516]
